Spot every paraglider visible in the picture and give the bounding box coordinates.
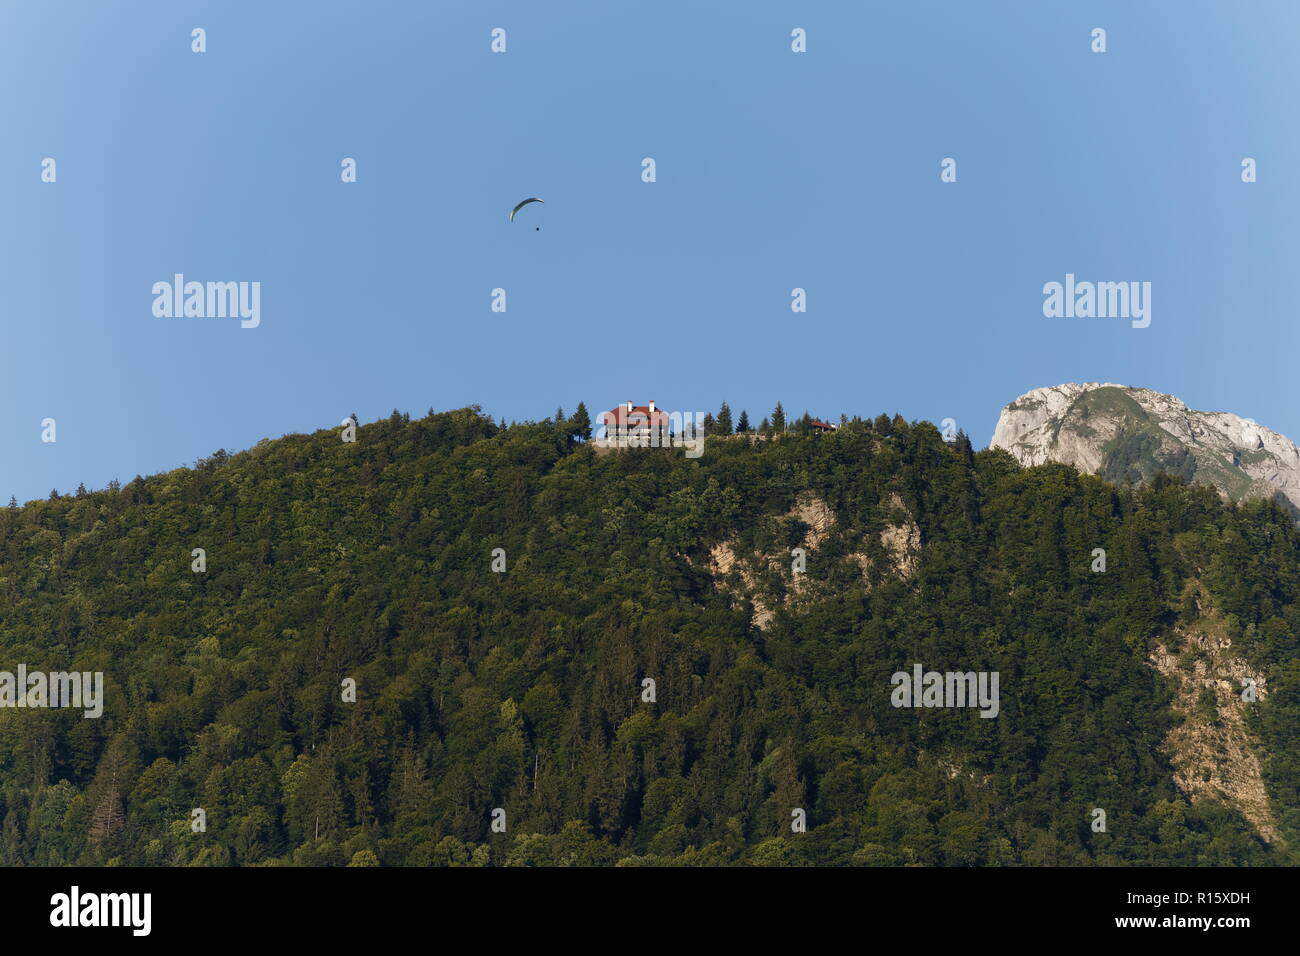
[509,197,544,221]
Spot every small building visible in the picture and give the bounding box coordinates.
[810,419,838,433]
[598,400,671,447]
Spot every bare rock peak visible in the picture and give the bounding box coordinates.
[992,383,1300,513]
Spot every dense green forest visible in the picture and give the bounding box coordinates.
[0,405,1297,866]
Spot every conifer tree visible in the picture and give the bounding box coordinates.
[772,403,786,433]
[570,402,592,441]
[717,402,733,435]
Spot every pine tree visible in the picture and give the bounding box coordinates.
[955,430,974,463]
[87,736,134,848]
[703,412,715,435]
[88,783,126,847]
[349,766,375,828]
[771,739,805,835]
[736,410,751,433]
[390,734,435,825]
[759,416,770,437]
[716,402,733,435]
[772,403,786,433]
[570,402,592,441]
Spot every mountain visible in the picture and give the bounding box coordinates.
[0,406,1298,866]
[992,383,1300,515]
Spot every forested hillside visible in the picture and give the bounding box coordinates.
[1,406,1297,866]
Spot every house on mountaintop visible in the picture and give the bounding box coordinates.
[596,400,671,448]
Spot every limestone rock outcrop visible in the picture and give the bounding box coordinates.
[992,383,1300,513]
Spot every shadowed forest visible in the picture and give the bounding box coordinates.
[0,406,1296,866]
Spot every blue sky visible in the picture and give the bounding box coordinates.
[3,0,1297,503]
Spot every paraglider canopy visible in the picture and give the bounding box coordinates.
[509,197,544,221]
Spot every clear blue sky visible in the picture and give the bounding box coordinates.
[3,0,1297,503]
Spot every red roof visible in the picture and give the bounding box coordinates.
[602,402,670,426]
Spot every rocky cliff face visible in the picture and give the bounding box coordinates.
[1149,591,1277,844]
[703,491,920,630]
[991,383,1300,514]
